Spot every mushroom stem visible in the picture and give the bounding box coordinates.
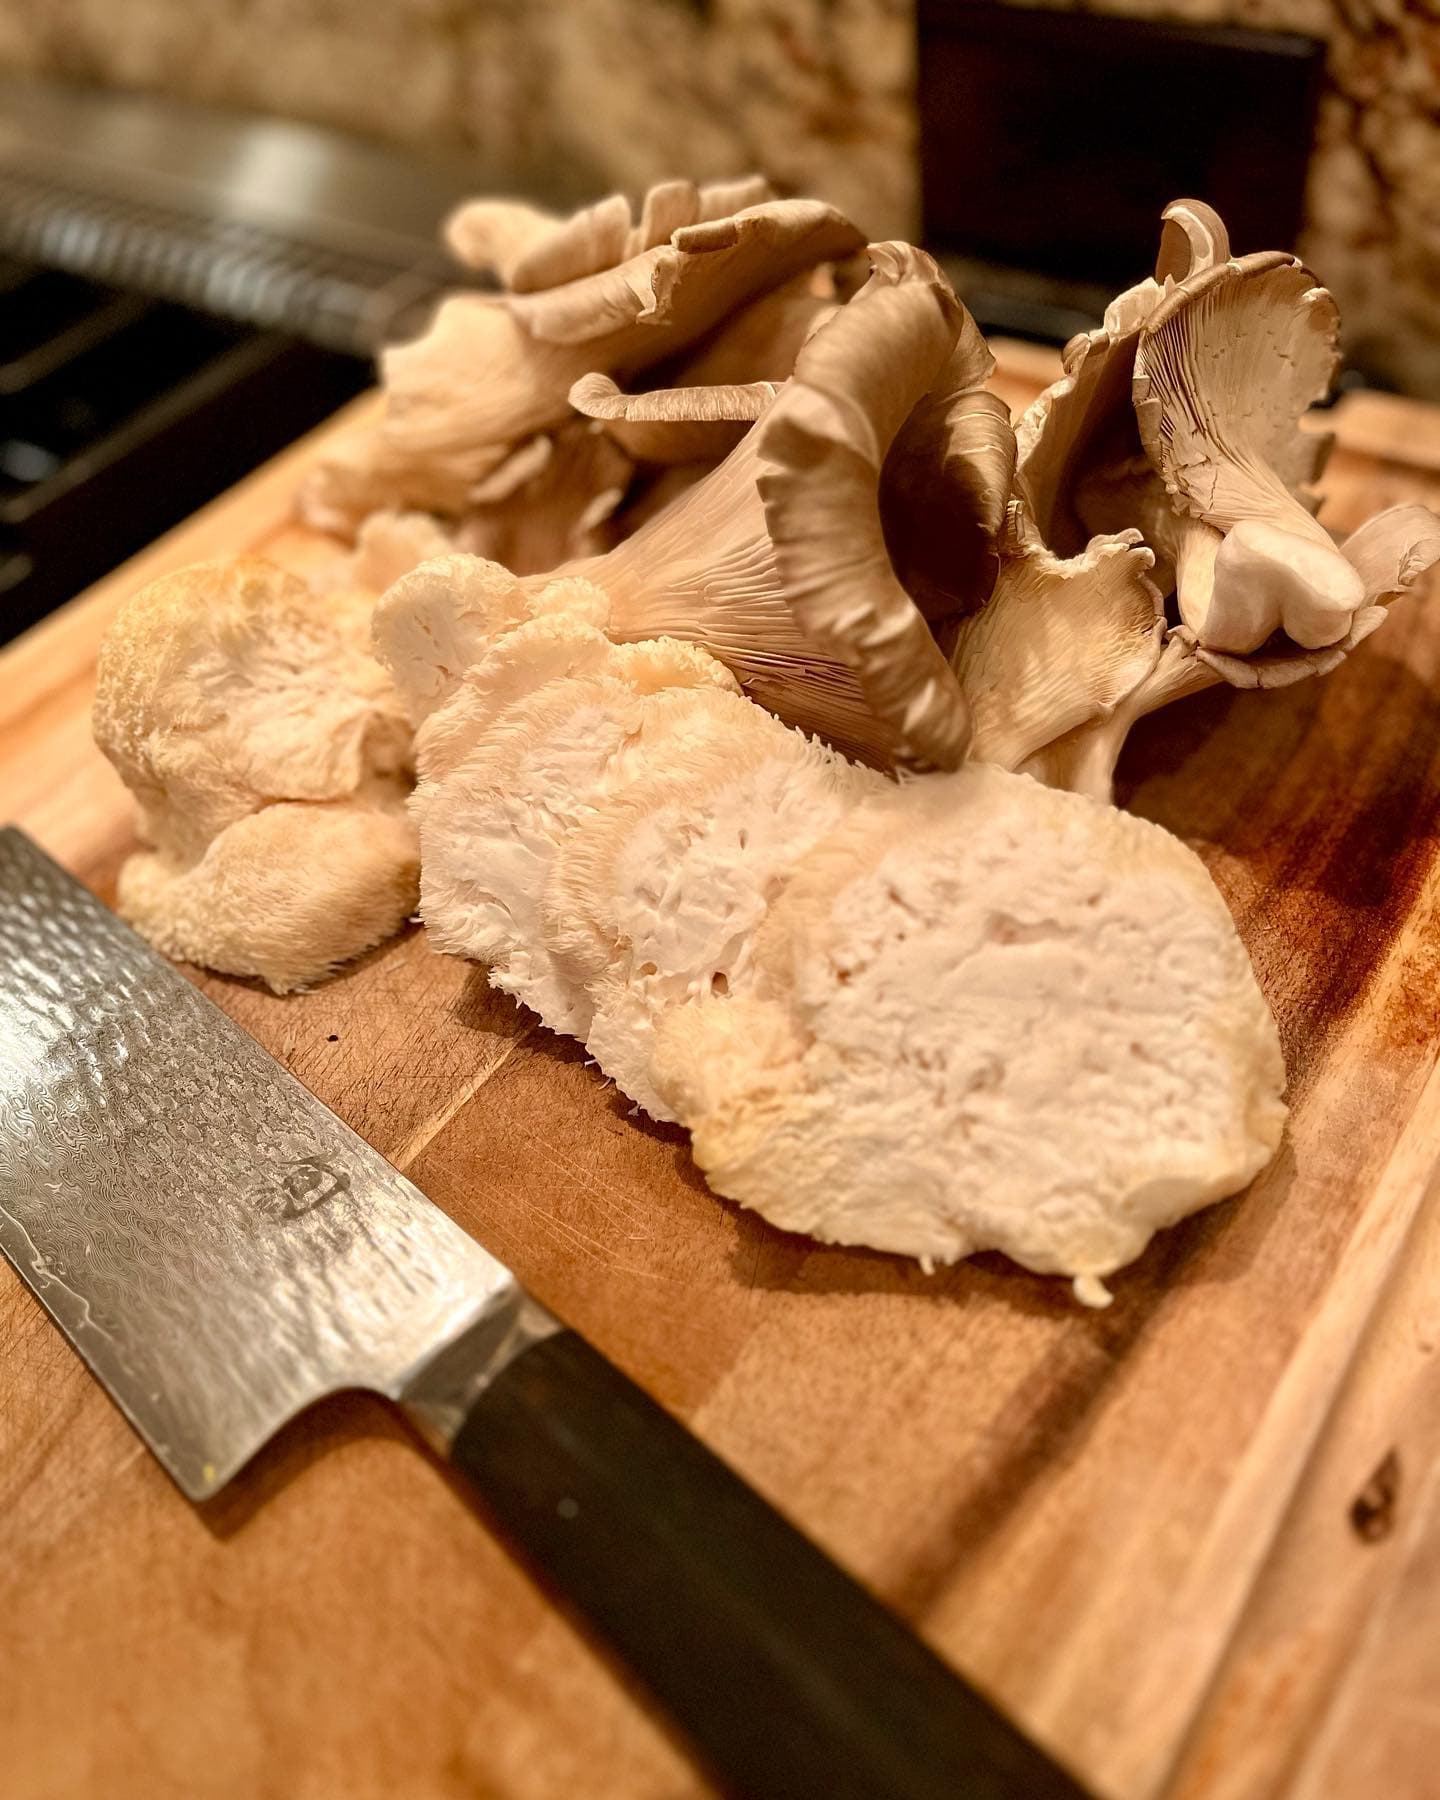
[1170,517,1225,639]
[1019,633,1217,801]
[1210,520,1366,652]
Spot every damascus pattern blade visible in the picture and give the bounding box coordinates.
[0,829,515,1498]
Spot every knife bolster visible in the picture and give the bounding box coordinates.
[399,1284,562,1453]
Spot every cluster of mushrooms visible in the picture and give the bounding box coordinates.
[95,181,1440,1303]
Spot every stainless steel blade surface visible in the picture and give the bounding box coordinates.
[0,829,517,1499]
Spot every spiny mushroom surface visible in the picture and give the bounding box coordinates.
[94,559,418,992]
[653,764,1287,1302]
[546,728,884,1120]
[410,606,753,1034]
[396,580,1285,1301]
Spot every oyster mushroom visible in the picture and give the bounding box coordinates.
[373,242,1007,769]
[453,419,632,571]
[1014,199,1440,792]
[950,523,1165,780]
[445,176,775,290]
[94,559,417,991]
[1132,258,1352,652]
[301,182,865,537]
[567,370,777,466]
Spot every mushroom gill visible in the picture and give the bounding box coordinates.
[372,243,1011,769]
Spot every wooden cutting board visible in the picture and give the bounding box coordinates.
[4,365,1440,1800]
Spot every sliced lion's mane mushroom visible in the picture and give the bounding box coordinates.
[300,180,865,544]
[94,559,418,992]
[652,763,1287,1303]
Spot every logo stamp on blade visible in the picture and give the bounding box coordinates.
[254,1157,352,1220]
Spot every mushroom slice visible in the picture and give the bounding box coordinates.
[950,528,1164,774]
[372,554,528,724]
[568,370,777,465]
[415,672,771,1034]
[652,764,1286,1300]
[415,611,737,783]
[545,727,884,1120]
[118,801,419,995]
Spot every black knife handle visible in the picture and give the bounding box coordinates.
[449,1328,1090,1800]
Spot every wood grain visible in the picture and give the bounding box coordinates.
[3,364,1440,1800]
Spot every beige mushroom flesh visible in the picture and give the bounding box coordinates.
[94,560,418,992]
[90,181,1440,1309]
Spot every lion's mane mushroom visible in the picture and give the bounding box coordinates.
[652,763,1287,1304]
[375,243,1010,770]
[545,724,885,1120]
[300,179,865,548]
[410,622,767,1035]
[94,559,418,992]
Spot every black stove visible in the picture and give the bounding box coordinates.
[0,258,366,642]
[0,77,522,648]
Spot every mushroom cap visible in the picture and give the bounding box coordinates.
[554,242,1006,770]
[445,177,776,291]
[1015,200,1320,564]
[1133,257,1340,537]
[566,265,843,467]
[305,187,862,532]
[653,764,1286,1288]
[568,370,777,465]
[95,558,410,865]
[1340,503,1440,606]
[878,310,1016,620]
[754,240,980,769]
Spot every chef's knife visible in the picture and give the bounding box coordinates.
[0,827,1088,1800]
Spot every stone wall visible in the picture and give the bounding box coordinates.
[0,1,1434,394]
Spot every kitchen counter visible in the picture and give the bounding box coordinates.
[4,362,1440,1800]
